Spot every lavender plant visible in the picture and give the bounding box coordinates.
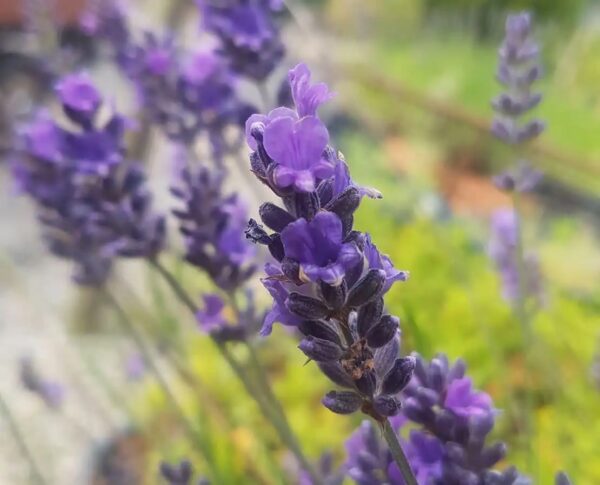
[344,353,529,485]
[489,11,545,312]
[244,62,417,483]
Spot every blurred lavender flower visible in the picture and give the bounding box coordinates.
[196,0,285,81]
[492,12,544,146]
[172,165,257,292]
[492,12,544,193]
[12,73,165,285]
[298,452,345,485]
[344,354,529,484]
[555,472,573,485]
[20,357,65,409]
[245,63,412,422]
[488,209,543,306]
[160,460,209,485]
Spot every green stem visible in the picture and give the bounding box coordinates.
[511,191,536,475]
[101,287,219,481]
[149,259,322,484]
[382,418,418,485]
[0,392,47,485]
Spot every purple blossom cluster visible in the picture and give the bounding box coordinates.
[12,73,165,285]
[196,0,285,81]
[245,63,413,420]
[81,3,254,151]
[492,12,544,192]
[345,354,529,485]
[488,209,543,306]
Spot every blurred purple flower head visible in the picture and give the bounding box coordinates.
[492,12,544,146]
[445,377,493,418]
[172,165,256,292]
[489,209,544,306]
[493,161,543,193]
[56,72,102,123]
[196,294,228,332]
[196,0,285,80]
[388,431,444,485]
[12,74,165,285]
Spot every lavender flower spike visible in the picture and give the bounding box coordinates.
[344,354,530,484]
[246,63,412,439]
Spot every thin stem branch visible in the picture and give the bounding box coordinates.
[382,418,418,485]
[0,392,47,485]
[149,259,323,484]
[101,287,220,481]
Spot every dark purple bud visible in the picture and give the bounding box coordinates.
[318,362,355,389]
[402,397,433,424]
[428,358,445,392]
[373,394,401,417]
[366,315,399,348]
[250,151,267,177]
[286,293,329,320]
[413,353,428,384]
[448,358,466,380]
[289,192,320,220]
[480,442,507,468]
[322,390,363,414]
[492,92,542,117]
[491,119,512,143]
[160,460,193,483]
[470,411,495,439]
[415,387,439,407]
[382,356,415,395]
[346,269,386,308]
[555,472,573,485]
[516,119,545,142]
[316,178,333,206]
[298,336,343,362]
[320,280,347,310]
[357,297,384,337]
[299,320,341,345]
[355,369,377,397]
[245,219,272,245]
[281,257,300,281]
[259,203,295,232]
[268,234,285,261]
[324,187,361,218]
[445,443,466,465]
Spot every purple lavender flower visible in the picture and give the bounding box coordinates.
[492,12,544,146]
[280,212,361,286]
[196,294,228,332]
[172,165,257,293]
[12,74,165,285]
[492,12,544,193]
[195,0,285,80]
[245,62,412,421]
[488,209,543,306]
[344,354,528,485]
[20,357,65,409]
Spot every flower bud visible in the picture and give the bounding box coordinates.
[299,320,341,345]
[373,394,401,417]
[259,202,295,232]
[480,442,506,468]
[346,269,386,308]
[325,187,361,218]
[318,362,355,389]
[298,336,343,362]
[366,315,399,348]
[382,356,415,395]
[322,390,362,414]
[355,369,377,397]
[320,280,347,310]
[357,297,384,337]
[286,293,329,320]
[245,219,272,245]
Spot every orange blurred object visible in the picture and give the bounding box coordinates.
[0,0,86,26]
